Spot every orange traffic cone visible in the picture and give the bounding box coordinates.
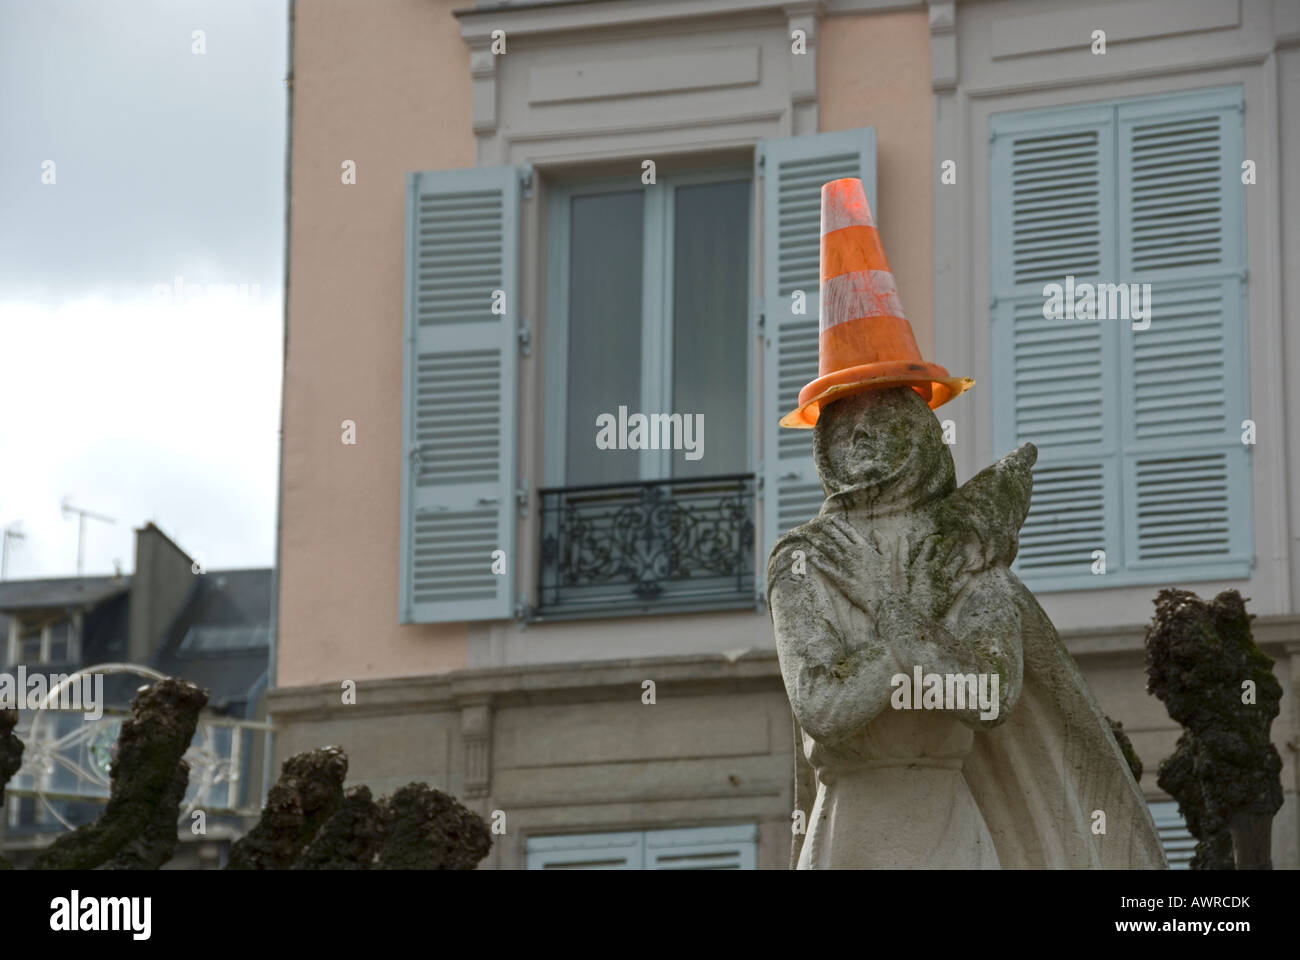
[779,178,973,428]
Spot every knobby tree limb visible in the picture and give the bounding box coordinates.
[0,709,23,870]
[1145,589,1283,870]
[31,678,207,870]
[226,745,348,869]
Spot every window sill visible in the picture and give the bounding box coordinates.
[1017,557,1254,594]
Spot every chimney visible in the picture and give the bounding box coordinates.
[127,523,196,663]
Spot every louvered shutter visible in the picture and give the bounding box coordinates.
[757,128,876,584]
[644,823,757,869]
[991,106,1120,586]
[525,831,643,870]
[1117,88,1251,577]
[1148,800,1195,869]
[992,87,1251,590]
[526,824,757,870]
[400,166,522,623]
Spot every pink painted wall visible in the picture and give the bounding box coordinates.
[278,0,475,686]
[820,11,935,357]
[277,5,935,688]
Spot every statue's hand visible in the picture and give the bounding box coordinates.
[872,593,984,681]
[871,593,956,658]
[807,520,886,613]
[898,534,976,622]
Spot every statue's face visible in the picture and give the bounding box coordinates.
[812,387,955,506]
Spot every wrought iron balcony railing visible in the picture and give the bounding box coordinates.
[538,473,757,618]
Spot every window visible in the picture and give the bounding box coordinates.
[46,620,72,662]
[400,128,877,623]
[546,170,752,487]
[526,823,757,870]
[7,795,38,831]
[989,86,1251,591]
[17,622,42,663]
[8,614,78,666]
[179,624,271,654]
[535,170,757,618]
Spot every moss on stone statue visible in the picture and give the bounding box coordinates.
[1105,716,1142,784]
[1144,588,1283,869]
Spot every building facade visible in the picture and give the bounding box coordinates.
[272,0,1300,868]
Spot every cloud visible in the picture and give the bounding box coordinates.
[0,0,288,304]
[0,296,282,577]
[0,0,288,578]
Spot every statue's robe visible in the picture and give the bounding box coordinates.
[770,442,1167,870]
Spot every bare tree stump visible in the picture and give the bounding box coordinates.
[0,709,23,870]
[31,678,207,870]
[226,745,347,869]
[1146,589,1284,870]
[377,783,491,870]
[294,784,389,869]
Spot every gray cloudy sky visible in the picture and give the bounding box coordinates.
[0,0,288,579]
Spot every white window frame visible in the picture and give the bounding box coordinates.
[542,164,755,488]
[525,823,758,870]
[6,611,81,665]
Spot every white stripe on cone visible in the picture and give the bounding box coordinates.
[820,199,875,234]
[819,269,906,333]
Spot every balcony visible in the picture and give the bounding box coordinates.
[538,474,756,619]
[8,700,272,828]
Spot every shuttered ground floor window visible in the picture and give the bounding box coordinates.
[525,823,757,870]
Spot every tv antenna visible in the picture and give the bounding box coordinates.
[1,523,25,581]
[60,498,116,577]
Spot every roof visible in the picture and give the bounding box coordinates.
[153,569,272,717]
[0,576,129,612]
[0,567,271,717]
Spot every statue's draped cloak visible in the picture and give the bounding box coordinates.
[787,594,1168,869]
[773,389,1167,869]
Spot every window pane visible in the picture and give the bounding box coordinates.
[672,180,750,478]
[47,620,71,662]
[19,623,42,663]
[567,190,643,486]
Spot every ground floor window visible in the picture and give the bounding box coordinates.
[525,823,756,870]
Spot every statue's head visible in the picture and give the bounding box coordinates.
[812,387,956,512]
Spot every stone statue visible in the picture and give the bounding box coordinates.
[767,387,1168,869]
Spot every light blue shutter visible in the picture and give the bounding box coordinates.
[644,823,757,869]
[526,824,757,869]
[992,86,1251,590]
[400,166,522,623]
[525,831,643,870]
[757,128,876,580]
[1148,800,1195,869]
[990,106,1120,587]
[1117,88,1252,579]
